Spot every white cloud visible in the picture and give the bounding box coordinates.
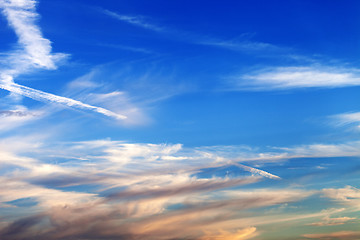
[273,141,360,159]
[0,0,63,70]
[237,66,360,90]
[102,9,163,32]
[234,163,281,179]
[332,112,360,130]
[200,39,280,52]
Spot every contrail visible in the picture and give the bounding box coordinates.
[234,163,281,180]
[0,0,127,120]
[0,81,127,120]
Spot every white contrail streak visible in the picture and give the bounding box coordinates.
[0,81,127,120]
[234,163,281,180]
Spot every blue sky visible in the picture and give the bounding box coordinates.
[0,0,360,239]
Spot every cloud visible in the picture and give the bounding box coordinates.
[0,135,317,240]
[200,38,281,53]
[0,107,42,131]
[0,1,127,120]
[272,141,360,159]
[331,112,360,131]
[0,0,64,70]
[236,66,360,90]
[308,216,356,226]
[0,214,45,240]
[102,9,163,32]
[0,80,127,120]
[63,62,193,124]
[234,163,281,180]
[100,8,281,55]
[303,231,360,239]
[198,227,258,240]
[322,186,360,207]
[97,43,153,54]
[1,136,360,239]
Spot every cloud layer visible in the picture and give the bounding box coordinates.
[0,136,359,239]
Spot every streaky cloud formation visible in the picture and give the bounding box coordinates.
[308,216,356,226]
[102,9,163,32]
[234,163,281,179]
[0,136,311,240]
[237,66,360,90]
[332,112,360,130]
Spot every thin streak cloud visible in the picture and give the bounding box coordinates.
[102,9,163,32]
[236,66,360,90]
[235,163,281,180]
[332,112,360,130]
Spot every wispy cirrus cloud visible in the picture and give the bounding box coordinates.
[272,141,360,159]
[102,9,163,32]
[199,38,282,53]
[100,8,281,54]
[234,66,360,90]
[331,112,360,131]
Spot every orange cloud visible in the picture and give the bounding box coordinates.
[198,227,257,240]
[303,231,360,239]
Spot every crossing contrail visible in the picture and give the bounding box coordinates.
[0,0,126,120]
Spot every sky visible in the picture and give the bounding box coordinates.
[0,0,360,239]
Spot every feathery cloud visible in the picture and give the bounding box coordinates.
[332,112,360,130]
[236,66,360,90]
[200,39,281,52]
[102,9,163,32]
